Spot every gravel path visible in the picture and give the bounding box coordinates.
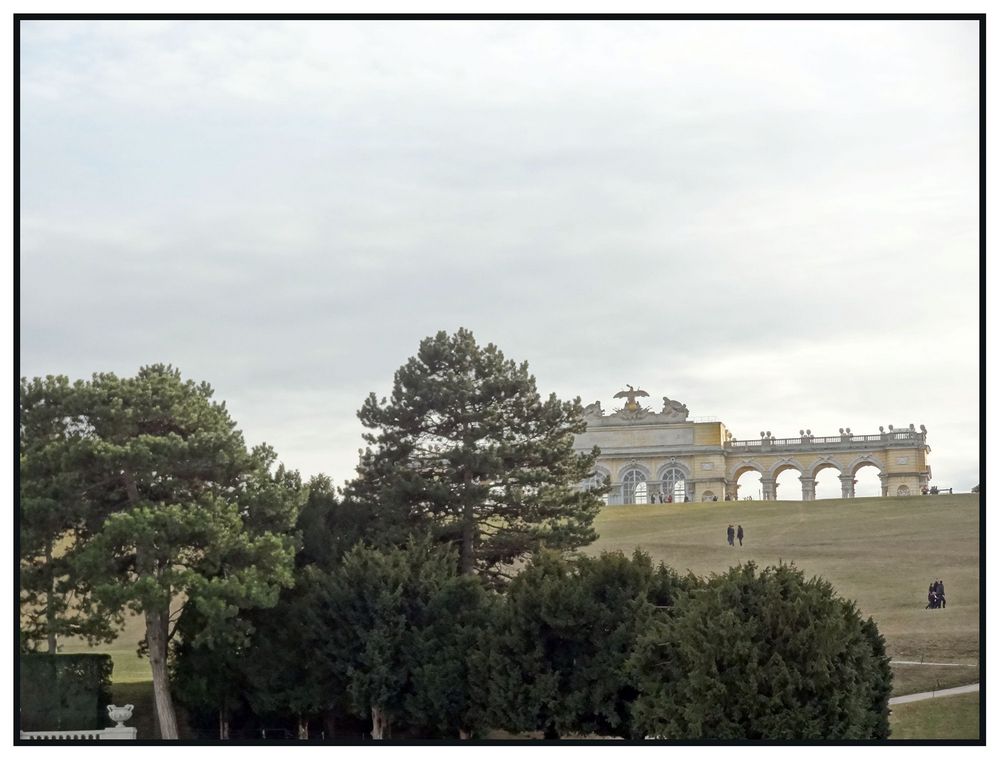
[889,683,980,705]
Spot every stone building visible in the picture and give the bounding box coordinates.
[574,388,931,503]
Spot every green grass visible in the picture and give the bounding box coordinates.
[890,692,980,740]
[587,493,980,664]
[59,611,151,683]
[889,665,980,698]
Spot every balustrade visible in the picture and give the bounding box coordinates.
[727,430,925,451]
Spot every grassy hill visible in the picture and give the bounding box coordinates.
[587,493,980,663]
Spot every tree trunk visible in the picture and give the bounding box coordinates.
[297,715,308,740]
[460,470,475,574]
[458,728,471,739]
[145,605,179,739]
[371,705,389,740]
[322,709,336,739]
[543,724,560,740]
[45,541,57,654]
[218,700,229,740]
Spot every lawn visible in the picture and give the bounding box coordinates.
[889,692,980,740]
[587,493,980,664]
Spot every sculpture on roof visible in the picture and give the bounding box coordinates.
[661,396,690,422]
[613,385,650,412]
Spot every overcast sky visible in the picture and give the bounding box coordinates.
[18,19,980,497]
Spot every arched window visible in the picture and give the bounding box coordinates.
[661,467,687,502]
[701,490,716,502]
[581,470,611,505]
[622,469,648,504]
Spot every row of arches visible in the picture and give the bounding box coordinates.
[582,455,910,503]
[734,465,886,500]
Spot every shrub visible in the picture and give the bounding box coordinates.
[631,563,892,740]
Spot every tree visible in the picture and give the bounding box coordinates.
[61,365,303,739]
[311,539,494,739]
[19,376,118,652]
[345,328,606,583]
[486,550,692,739]
[630,562,893,740]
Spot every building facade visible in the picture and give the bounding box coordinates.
[573,389,931,503]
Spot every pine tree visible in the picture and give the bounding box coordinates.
[50,365,303,739]
[344,328,606,583]
[19,375,119,652]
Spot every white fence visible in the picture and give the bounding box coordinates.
[19,704,137,741]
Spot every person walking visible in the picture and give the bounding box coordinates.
[737,524,744,547]
[727,524,735,546]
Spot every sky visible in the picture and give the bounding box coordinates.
[18,19,981,498]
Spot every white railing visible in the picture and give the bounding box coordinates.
[19,704,137,741]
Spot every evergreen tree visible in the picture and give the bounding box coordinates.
[19,376,117,652]
[311,539,493,739]
[56,365,303,739]
[344,328,606,583]
[486,550,692,739]
[630,562,893,740]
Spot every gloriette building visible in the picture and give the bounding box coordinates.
[573,387,931,503]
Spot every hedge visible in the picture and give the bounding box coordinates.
[20,653,114,731]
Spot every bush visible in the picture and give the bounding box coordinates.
[631,563,892,740]
[20,653,113,731]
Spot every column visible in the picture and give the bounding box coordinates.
[879,473,889,497]
[760,477,776,501]
[724,480,738,501]
[839,474,855,499]
[799,476,816,501]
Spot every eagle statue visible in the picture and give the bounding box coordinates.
[613,384,650,411]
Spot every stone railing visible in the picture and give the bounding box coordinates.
[19,704,137,741]
[726,429,926,453]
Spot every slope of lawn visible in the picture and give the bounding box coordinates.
[889,692,980,740]
[588,493,980,664]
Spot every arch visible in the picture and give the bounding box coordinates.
[896,484,911,496]
[851,461,882,498]
[735,468,762,500]
[617,462,652,481]
[769,459,806,479]
[805,458,846,480]
[846,455,885,477]
[656,462,692,482]
[621,468,648,504]
[729,461,765,481]
[580,467,612,505]
[658,465,689,503]
[701,490,717,502]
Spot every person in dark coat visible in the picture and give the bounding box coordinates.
[936,580,946,608]
[736,524,744,546]
[726,524,735,546]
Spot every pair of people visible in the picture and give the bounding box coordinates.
[926,579,946,609]
[726,524,744,547]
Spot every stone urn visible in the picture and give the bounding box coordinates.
[107,704,134,727]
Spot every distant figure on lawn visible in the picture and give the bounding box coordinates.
[737,524,744,546]
[925,579,946,609]
[727,524,735,546]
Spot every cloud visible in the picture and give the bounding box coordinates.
[19,20,980,488]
